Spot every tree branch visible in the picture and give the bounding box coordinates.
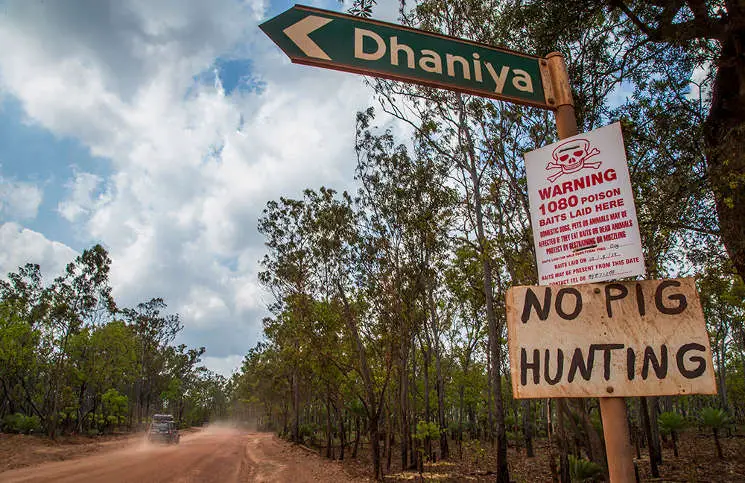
[613,0,727,41]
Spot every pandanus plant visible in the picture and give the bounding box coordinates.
[658,411,686,457]
[700,407,732,459]
[568,455,603,482]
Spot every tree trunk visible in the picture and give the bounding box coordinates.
[713,428,724,459]
[486,345,494,444]
[371,417,383,480]
[704,29,745,283]
[292,370,300,443]
[546,399,559,483]
[523,400,534,457]
[338,407,345,460]
[640,397,660,477]
[422,336,432,461]
[338,283,383,480]
[387,416,394,472]
[352,416,360,459]
[282,400,288,436]
[326,392,332,459]
[76,382,87,434]
[557,400,571,483]
[575,399,605,467]
[458,383,465,460]
[384,407,392,471]
[399,346,410,471]
[428,285,449,461]
[470,163,510,483]
[649,397,662,466]
[717,338,729,411]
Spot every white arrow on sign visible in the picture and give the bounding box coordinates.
[282,16,333,61]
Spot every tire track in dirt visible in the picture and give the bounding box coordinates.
[0,427,367,482]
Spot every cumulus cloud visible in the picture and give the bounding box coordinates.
[0,173,43,220]
[0,222,77,278]
[0,0,404,374]
[57,171,101,222]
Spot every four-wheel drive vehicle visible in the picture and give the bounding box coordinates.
[147,414,180,444]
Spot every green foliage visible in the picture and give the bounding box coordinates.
[0,246,226,438]
[299,422,319,442]
[100,389,128,430]
[589,412,603,435]
[659,411,687,434]
[506,430,521,444]
[414,420,440,442]
[504,414,516,428]
[2,413,41,434]
[568,455,603,482]
[464,439,486,466]
[700,407,733,430]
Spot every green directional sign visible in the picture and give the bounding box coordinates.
[260,5,554,110]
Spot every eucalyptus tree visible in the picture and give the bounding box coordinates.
[0,264,47,425]
[259,197,316,443]
[305,187,392,474]
[355,108,457,466]
[120,297,183,425]
[42,244,116,437]
[443,243,487,455]
[0,245,222,436]
[356,0,734,477]
[698,263,745,412]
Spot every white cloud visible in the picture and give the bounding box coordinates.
[57,171,101,222]
[202,354,245,377]
[0,222,77,279]
[0,0,404,373]
[0,174,43,220]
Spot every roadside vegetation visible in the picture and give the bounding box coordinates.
[0,245,228,438]
[229,1,745,482]
[3,1,745,482]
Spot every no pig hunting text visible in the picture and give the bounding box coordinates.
[516,281,709,388]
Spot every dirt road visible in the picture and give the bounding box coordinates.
[0,427,366,482]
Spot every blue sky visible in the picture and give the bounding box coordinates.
[0,0,407,375]
[1,96,109,248]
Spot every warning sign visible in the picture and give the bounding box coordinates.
[524,122,645,285]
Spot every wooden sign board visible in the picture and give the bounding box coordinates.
[506,278,716,399]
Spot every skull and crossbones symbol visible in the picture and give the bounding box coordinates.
[546,138,601,182]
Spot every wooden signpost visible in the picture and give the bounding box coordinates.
[532,53,643,481]
[507,278,715,480]
[507,278,716,481]
[507,278,716,399]
[260,7,716,482]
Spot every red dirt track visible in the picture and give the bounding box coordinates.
[0,427,365,482]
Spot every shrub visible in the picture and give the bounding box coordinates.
[298,422,319,443]
[701,407,732,459]
[568,455,603,482]
[2,413,41,434]
[658,411,687,457]
[700,407,732,430]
